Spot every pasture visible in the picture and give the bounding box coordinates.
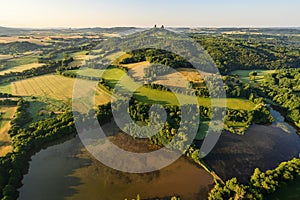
[0,106,17,156]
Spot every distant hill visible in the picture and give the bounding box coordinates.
[0,26,140,36]
[0,41,43,54]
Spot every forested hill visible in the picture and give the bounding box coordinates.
[94,28,300,75]
[193,34,300,74]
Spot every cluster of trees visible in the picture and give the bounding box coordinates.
[60,71,99,81]
[0,93,13,98]
[8,100,32,137]
[119,48,193,69]
[144,83,172,92]
[0,99,17,106]
[192,35,300,74]
[208,157,300,200]
[0,99,76,200]
[191,76,252,98]
[144,64,173,78]
[261,68,300,127]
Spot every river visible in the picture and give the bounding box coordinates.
[18,122,214,200]
[203,107,300,183]
[18,107,300,199]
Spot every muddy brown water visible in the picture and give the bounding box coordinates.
[18,123,214,200]
[18,108,300,199]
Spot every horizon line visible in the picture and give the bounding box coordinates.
[1,25,300,30]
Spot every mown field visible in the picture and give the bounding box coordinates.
[11,75,111,106]
[230,69,276,84]
[0,106,17,156]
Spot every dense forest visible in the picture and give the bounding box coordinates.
[192,34,300,74]
[260,68,300,128]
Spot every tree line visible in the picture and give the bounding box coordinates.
[208,157,300,200]
[0,99,76,200]
[260,68,300,128]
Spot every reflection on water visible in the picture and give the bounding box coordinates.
[203,107,300,183]
[270,108,297,134]
[19,123,214,200]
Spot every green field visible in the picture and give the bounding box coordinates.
[68,67,255,110]
[230,69,276,84]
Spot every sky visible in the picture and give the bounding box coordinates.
[0,0,299,28]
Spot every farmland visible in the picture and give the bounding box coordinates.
[0,106,17,156]
[11,74,111,105]
[64,67,255,110]
[0,63,45,75]
[0,36,51,45]
[0,53,42,75]
[1,26,299,200]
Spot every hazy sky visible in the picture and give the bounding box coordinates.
[0,0,299,28]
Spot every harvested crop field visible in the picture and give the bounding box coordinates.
[11,75,111,105]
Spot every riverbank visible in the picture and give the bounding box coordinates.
[19,121,216,200]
